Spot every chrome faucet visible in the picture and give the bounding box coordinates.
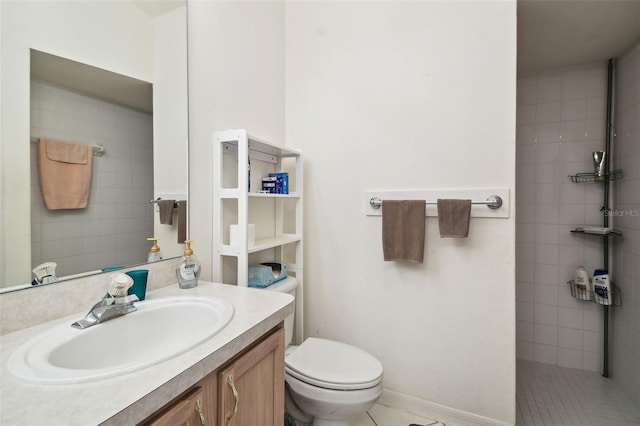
[72,272,139,329]
[72,294,139,329]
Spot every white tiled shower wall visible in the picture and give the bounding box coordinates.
[611,40,640,407]
[30,80,153,277]
[516,62,610,372]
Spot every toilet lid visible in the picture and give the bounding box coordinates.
[285,338,383,390]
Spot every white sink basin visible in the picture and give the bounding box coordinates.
[8,296,234,384]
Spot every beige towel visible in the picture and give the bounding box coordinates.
[437,199,471,238]
[382,200,426,263]
[38,138,93,210]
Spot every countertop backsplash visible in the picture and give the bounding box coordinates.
[0,259,178,335]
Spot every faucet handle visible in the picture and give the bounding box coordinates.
[114,294,139,305]
[108,273,134,297]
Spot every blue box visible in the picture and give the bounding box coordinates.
[268,172,289,194]
[262,177,278,193]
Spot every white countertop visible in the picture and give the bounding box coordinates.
[0,281,294,426]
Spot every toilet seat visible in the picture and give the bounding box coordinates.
[285,338,383,391]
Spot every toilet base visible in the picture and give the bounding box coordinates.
[285,373,382,426]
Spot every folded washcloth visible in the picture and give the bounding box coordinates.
[437,199,471,238]
[382,200,426,263]
[158,200,175,225]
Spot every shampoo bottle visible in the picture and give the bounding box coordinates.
[147,238,163,262]
[177,240,201,289]
[574,266,591,300]
[593,269,612,305]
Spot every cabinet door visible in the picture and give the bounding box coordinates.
[218,327,285,426]
[143,373,216,426]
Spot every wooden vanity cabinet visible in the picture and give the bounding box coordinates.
[140,325,284,426]
[218,325,285,425]
[142,376,216,426]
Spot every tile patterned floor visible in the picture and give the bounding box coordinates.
[351,403,444,426]
[517,359,640,426]
[295,359,639,426]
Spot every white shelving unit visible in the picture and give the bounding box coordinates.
[212,129,303,343]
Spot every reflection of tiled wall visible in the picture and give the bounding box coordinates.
[30,80,153,277]
[611,41,640,407]
[516,63,609,372]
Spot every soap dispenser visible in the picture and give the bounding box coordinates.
[176,240,201,289]
[147,238,163,262]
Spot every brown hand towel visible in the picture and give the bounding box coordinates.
[382,200,426,263]
[437,199,471,238]
[158,200,175,225]
[38,138,93,210]
[177,200,187,244]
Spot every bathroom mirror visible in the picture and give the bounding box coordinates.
[0,0,189,292]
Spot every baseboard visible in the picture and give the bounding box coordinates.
[378,389,513,426]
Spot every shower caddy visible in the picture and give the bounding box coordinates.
[566,59,622,378]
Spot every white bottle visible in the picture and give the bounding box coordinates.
[593,269,612,305]
[574,266,591,301]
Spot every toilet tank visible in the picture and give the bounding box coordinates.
[264,276,298,347]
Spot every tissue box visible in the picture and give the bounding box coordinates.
[248,265,274,288]
[229,224,255,247]
[247,262,288,288]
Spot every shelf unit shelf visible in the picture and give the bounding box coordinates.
[248,192,302,199]
[219,234,303,256]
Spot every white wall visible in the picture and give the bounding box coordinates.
[612,40,640,408]
[188,0,286,275]
[285,2,516,423]
[188,1,516,423]
[0,1,153,285]
[515,63,609,371]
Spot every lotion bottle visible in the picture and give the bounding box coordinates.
[176,240,201,289]
[574,266,590,300]
[147,238,163,262]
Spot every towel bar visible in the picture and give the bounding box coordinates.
[149,198,179,208]
[30,137,105,156]
[369,195,503,210]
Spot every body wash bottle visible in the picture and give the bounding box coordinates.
[147,238,163,262]
[177,240,201,289]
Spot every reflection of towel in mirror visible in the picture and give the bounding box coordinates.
[177,200,187,244]
[38,138,93,210]
[382,200,426,263]
[158,200,175,225]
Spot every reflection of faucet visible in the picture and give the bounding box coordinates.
[71,272,138,329]
[71,294,139,329]
[31,262,58,286]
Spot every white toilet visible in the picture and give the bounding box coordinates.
[265,277,383,426]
